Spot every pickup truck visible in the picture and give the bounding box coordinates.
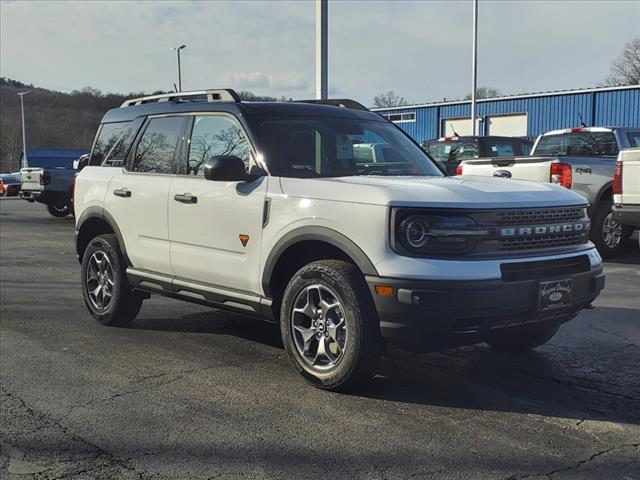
[422,135,533,175]
[613,148,640,242]
[20,149,88,217]
[458,127,640,257]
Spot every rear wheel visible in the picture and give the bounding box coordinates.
[81,234,143,326]
[280,260,382,391]
[591,200,632,258]
[487,323,559,352]
[47,202,71,218]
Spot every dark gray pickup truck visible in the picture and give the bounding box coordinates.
[459,127,640,257]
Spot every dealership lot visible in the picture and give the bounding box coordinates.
[1,198,639,479]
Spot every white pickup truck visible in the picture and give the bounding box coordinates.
[613,148,640,243]
[459,127,640,257]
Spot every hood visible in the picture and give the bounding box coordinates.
[281,175,588,209]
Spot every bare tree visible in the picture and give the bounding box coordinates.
[603,37,640,86]
[373,90,409,108]
[464,86,501,100]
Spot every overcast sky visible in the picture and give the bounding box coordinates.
[1,0,638,105]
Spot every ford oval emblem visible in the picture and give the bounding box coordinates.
[494,170,512,178]
[549,292,563,302]
[26,173,32,180]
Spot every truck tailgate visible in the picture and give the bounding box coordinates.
[460,156,554,182]
[20,168,45,192]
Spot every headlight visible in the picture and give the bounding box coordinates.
[394,210,484,256]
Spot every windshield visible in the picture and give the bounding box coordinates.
[534,131,619,157]
[248,115,443,178]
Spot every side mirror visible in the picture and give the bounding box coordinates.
[204,155,247,181]
[74,154,90,171]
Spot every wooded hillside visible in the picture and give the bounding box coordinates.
[0,78,280,173]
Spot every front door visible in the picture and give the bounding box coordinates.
[168,114,267,294]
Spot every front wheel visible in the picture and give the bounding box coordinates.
[590,200,632,258]
[280,260,382,391]
[81,234,143,326]
[487,323,559,352]
[47,202,71,218]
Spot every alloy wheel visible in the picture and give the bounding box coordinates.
[86,251,114,310]
[603,212,623,248]
[290,284,347,370]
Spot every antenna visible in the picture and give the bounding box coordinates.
[173,83,178,93]
[578,112,587,128]
[452,126,460,137]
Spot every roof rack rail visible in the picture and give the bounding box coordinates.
[296,99,369,111]
[120,89,241,107]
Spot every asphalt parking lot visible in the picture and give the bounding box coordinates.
[1,197,639,480]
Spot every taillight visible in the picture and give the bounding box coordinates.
[613,160,623,195]
[455,165,463,175]
[40,171,51,185]
[550,162,572,188]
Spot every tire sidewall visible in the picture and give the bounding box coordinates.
[47,202,71,217]
[280,263,367,389]
[81,235,128,325]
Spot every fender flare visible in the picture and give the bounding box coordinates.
[261,226,379,298]
[75,207,131,265]
[593,181,613,210]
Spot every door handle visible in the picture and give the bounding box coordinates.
[113,188,131,198]
[174,193,198,204]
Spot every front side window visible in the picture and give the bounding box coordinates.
[249,115,442,178]
[186,116,251,176]
[534,131,619,157]
[131,116,184,174]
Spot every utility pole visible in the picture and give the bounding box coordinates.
[315,0,328,99]
[470,0,478,135]
[18,91,30,169]
[173,44,187,92]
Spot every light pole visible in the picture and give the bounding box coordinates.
[18,90,31,169]
[173,44,187,92]
[315,0,328,99]
[470,0,478,135]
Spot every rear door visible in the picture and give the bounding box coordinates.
[105,115,187,275]
[168,113,267,294]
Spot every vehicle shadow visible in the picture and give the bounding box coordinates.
[130,305,639,425]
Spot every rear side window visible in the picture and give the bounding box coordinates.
[534,131,619,157]
[90,119,143,167]
[627,131,640,147]
[131,116,185,174]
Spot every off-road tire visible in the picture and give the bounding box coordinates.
[81,234,143,326]
[280,260,382,391]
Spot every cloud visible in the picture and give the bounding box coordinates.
[0,0,638,106]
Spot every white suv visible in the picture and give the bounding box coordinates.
[74,90,605,391]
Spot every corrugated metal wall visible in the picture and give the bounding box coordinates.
[375,86,640,143]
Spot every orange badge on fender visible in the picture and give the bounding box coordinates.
[239,234,250,247]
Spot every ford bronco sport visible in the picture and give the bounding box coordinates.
[74,89,605,391]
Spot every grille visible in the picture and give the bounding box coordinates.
[501,255,590,282]
[498,232,587,252]
[495,207,584,225]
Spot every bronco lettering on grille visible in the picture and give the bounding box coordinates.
[500,222,587,237]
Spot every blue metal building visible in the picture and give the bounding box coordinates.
[372,85,640,142]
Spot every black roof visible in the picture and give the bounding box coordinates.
[101,100,384,124]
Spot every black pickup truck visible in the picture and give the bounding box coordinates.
[422,135,533,175]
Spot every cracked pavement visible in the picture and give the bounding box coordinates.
[1,198,639,479]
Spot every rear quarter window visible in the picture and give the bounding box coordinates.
[626,131,640,148]
[89,118,143,166]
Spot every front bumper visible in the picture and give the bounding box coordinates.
[366,257,604,352]
[612,204,640,228]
